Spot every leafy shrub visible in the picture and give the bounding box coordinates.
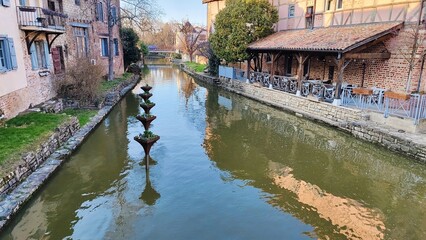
[56,57,104,105]
[121,28,141,68]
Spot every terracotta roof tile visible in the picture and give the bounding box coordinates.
[248,22,403,53]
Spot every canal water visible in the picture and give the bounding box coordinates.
[2,65,426,239]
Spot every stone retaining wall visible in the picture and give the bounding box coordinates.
[182,67,426,163]
[0,117,80,195]
[0,73,141,230]
[220,78,368,124]
[344,122,426,161]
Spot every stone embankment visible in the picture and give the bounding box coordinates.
[182,67,426,163]
[0,73,141,230]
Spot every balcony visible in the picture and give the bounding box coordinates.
[16,6,67,33]
[16,6,67,54]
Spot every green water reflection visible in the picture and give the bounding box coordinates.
[2,65,426,239]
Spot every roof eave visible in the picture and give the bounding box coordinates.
[342,22,404,53]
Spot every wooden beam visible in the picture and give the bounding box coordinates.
[345,52,391,59]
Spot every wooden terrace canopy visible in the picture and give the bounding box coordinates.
[246,22,403,100]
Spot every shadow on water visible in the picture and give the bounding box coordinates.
[1,65,426,240]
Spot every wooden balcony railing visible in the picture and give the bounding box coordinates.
[16,6,67,31]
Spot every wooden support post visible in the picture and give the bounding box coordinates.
[271,53,277,76]
[296,53,309,94]
[333,56,353,100]
[247,57,251,80]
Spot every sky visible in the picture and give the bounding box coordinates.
[156,0,207,25]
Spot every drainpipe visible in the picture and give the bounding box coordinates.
[417,53,425,92]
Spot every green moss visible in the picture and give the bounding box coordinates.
[185,62,207,73]
[0,112,69,166]
[62,109,97,126]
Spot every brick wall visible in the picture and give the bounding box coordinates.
[245,24,426,93]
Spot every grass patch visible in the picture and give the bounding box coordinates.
[100,72,133,93]
[0,112,69,166]
[62,109,97,126]
[185,62,206,72]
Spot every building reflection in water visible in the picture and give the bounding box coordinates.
[269,162,385,240]
[202,83,426,239]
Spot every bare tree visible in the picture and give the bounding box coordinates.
[142,21,178,50]
[394,19,426,92]
[176,21,207,62]
[120,0,162,32]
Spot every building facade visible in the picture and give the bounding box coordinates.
[203,0,226,36]
[0,0,124,119]
[204,0,426,97]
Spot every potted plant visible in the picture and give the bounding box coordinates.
[134,130,160,155]
[139,91,153,102]
[140,99,155,114]
[141,84,152,93]
[136,113,157,130]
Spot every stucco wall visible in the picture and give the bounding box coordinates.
[0,2,28,101]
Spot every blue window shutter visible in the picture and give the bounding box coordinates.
[44,41,50,67]
[2,0,11,7]
[7,38,17,70]
[30,44,38,70]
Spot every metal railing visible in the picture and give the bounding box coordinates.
[342,89,426,124]
[219,66,246,81]
[16,6,67,30]
[220,67,426,125]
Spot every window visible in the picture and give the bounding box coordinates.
[100,38,108,57]
[73,27,88,57]
[97,2,104,22]
[0,37,17,72]
[35,41,47,68]
[30,41,50,70]
[336,0,343,10]
[113,38,119,56]
[111,6,117,24]
[325,0,333,11]
[285,55,293,75]
[288,4,295,18]
[1,0,11,7]
[75,0,80,6]
[19,0,25,6]
[306,6,314,29]
[0,40,7,71]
